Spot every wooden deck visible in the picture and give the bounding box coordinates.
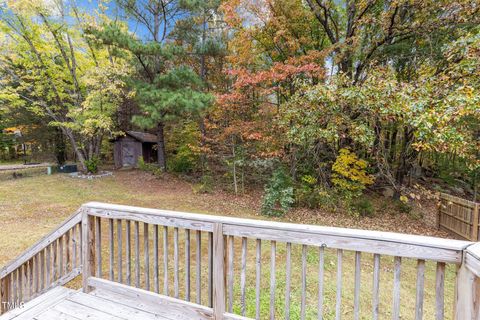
[0,281,200,320]
[2,202,480,319]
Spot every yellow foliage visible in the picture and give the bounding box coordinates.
[331,148,374,193]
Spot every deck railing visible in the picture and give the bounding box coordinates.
[2,202,480,319]
[0,210,82,313]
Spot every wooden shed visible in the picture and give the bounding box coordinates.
[112,131,158,168]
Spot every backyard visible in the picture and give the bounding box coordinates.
[0,170,458,319]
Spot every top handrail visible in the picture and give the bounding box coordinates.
[0,209,82,278]
[83,201,473,263]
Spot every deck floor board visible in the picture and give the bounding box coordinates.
[0,287,178,320]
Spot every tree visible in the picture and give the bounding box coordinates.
[0,0,130,171]
[89,0,213,171]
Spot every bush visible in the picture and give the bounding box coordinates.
[84,156,100,174]
[352,198,375,217]
[261,167,295,217]
[138,157,163,177]
[170,145,197,173]
[192,174,214,194]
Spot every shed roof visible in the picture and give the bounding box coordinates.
[124,131,158,143]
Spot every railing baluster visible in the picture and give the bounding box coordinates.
[208,231,213,308]
[228,235,234,313]
[117,219,123,283]
[392,256,402,320]
[270,240,276,320]
[144,223,150,291]
[163,226,169,295]
[256,239,262,320]
[45,244,51,286]
[40,249,45,291]
[18,266,22,303]
[285,242,291,320]
[109,219,114,281]
[12,270,17,303]
[126,221,131,286]
[196,230,201,304]
[28,259,33,299]
[372,254,380,320]
[174,227,179,298]
[72,224,77,268]
[153,225,159,294]
[59,234,64,277]
[185,229,191,301]
[134,221,140,288]
[65,230,70,274]
[415,259,425,320]
[335,249,343,320]
[435,262,445,320]
[240,237,247,317]
[34,254,39,294]
[95,217,102,278]
[52,240,57,282]
[318,246,324,320]
[354,251,361,320]
[301,244,307,320]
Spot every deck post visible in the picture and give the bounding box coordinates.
[212,223,225,319]
[455,254,480,319]
[81,209,96,293]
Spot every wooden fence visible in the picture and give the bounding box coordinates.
[438,192,480,241]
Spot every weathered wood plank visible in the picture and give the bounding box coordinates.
[240,237,247,317]
[213,223,225,320]
[372,254,380,320]
[95,217,102,278]
[185,229,191,301]
[154,225,159,294]
[208,232,213,308]
[318,246,324,320]
[415,259,425,320]
[82,212,95,293]
[163,226,169,295]
[335,249,342,320]
[134,221,140,288]
[435,262,445,320]
[227,236,234,313]
[270,241,276,320]
[196,230,202,305]
[255,239,261,320]
[285,242,291,320]
[354,251,361,320]
[174,227,179,298]
[301,245,307,320]
[125,221,131,286]
[88,277,213,319]
[144,223,150,291]
[392,256,402,320]
[117,219,123,283]
[109,219,114,281]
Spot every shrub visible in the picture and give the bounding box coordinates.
[192,174,214,194]
[84,156,100,174]
[261,167,295,217]
[138,156,163,177]
[352,198,375,217]
[170,145,197,173]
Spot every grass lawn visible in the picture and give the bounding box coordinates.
[0,170,456,319]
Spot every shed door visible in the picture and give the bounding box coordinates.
[122,142,136,167]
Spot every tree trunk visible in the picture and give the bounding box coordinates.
[54,128,66,165]
[157,122,167,171]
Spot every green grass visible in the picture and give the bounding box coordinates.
[0,171,457,319]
